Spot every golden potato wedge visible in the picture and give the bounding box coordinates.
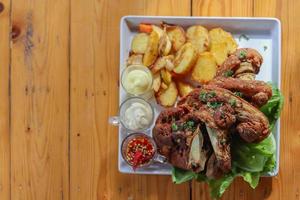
[210,43,228,66]
[150,55,174,74]
[186,25,210,54]
[209,28,238,65]
[164,55,175,71]
[191,52,217,84]
[156,81,178,107]
[209,28,237,54]
[158,32,172,56]
[151,57,166,74]
[143,31,159,66]
[177,81,194,97]
[152,73,161,92]
[160,82,168,90]
[161,68,172,85]
[173,43,197,75]
[152,25,164,38]
[167,26,186,51]
[131,33,149,54]
[126,54,143,66]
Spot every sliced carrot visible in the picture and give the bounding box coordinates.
[139,23,153,33]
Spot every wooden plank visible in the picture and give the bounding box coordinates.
[10,0,70,199]
[0,0,10,199]
[254,0,300,199]
[191,0,255,199]
[70,0,190,200]
[192,0,253,16]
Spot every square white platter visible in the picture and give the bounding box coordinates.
[119,16,281,176]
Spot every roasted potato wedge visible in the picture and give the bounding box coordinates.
[173,43,197,75]
[158,32,172,56]
[126,54,143,66]
[177,81,194,97]
[210,42,228,66]
[131,33,149,54]
[151,57,166,74]
[186,25,210,54]
[209,28,237,53]
[153,73,161,92]
[152,25,164,38]
[164,55,175,71]
[143,31,160,66]
[209,28,238,65]
[161,69,172,85]
[165,55,175,72]
[191,52,217,84]
[156,81,178,107]
[161,82,168,90]
[167,26,186,51]
[150,55,174,74]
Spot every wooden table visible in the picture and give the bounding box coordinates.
[0,0,299,199]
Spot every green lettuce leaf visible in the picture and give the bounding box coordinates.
[240,171,260,188]
[260,83,284,130]
[171,167,197,184]
[232,134,276,172]
[207,173,235,198]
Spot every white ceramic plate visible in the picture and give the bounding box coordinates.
[119,16,281,176]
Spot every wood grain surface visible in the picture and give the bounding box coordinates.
[254,0,300,199]
[0,0,11,199]
[0,0,299,199]
[10,0,70,199]
[70,1,190,200]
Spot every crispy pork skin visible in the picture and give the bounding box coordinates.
[209,77,272,107]
[217,48,263,77]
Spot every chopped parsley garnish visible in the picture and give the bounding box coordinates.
[229,99,237,107]
[239,51,247,59]
[207,101,223,109]
[223,70,233,77]
[207,91,216,98]
[234,91,243,97]
[199,92,207,102]
[239,34,249,41]
[199,91,216,102]
[187,120,195,127]
[177,120,196,132]
[171,123,178,131]
[263,46,268,51]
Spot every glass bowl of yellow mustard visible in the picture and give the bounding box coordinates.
[121,64,153,99]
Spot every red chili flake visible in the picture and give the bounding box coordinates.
[125,136,155,170]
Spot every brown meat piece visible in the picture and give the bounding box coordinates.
[181,85,270,142]
[209,77,272,107]
[153,105,212,172]
[153,106,190,158]
[213,104,236,129]
[217,48,263,77]
[175,100,232,173]
[206,154,224,179]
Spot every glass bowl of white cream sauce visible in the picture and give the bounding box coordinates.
[109,97,154,132]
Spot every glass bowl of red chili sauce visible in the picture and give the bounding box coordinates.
[121,133,158,170]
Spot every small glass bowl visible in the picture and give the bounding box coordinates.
[109,97,154,132]
[121,133,166,169]
[121,64,153,99]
